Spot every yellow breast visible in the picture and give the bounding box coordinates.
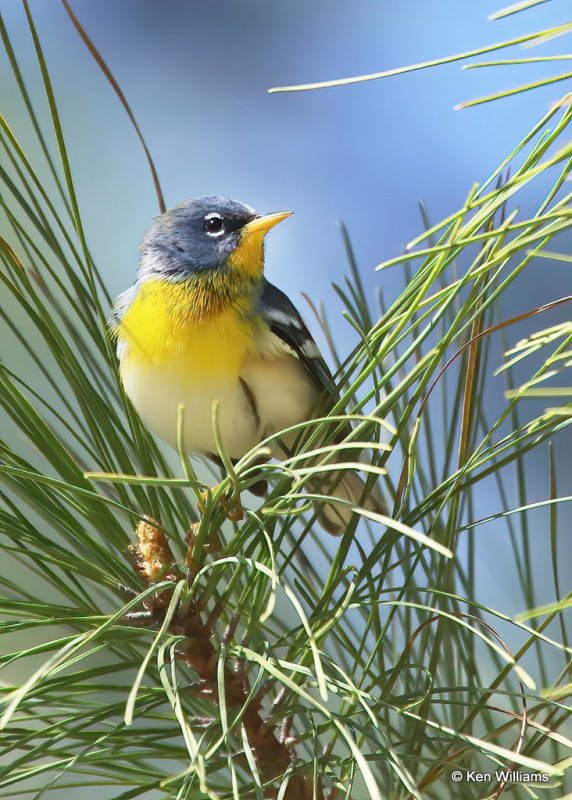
[117,278,257,379]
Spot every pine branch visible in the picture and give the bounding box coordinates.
[129,519,319,799]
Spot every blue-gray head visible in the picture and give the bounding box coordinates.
[139,196,292,281]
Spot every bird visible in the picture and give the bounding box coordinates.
[112,196,384,534]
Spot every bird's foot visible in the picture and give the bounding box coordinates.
[198,484,244,522]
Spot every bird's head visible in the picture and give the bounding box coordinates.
[139,196,292,282]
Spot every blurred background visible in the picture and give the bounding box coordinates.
[1,0,570,649]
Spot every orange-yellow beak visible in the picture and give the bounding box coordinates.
[241,210,293,237]
[230,210,293,278]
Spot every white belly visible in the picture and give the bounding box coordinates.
[120,360,259,459]
[120,353,319,461]
[240,356,318,444]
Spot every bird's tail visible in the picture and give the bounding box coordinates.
[312,470,387,536]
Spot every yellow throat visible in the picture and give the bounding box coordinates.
[118,275,258,379]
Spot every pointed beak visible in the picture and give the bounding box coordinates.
[241,210,293,237]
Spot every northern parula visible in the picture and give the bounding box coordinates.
[112,196,383,534]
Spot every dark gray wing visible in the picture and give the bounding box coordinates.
[256,279,336,398]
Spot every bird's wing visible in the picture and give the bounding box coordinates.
[256,279,336,399]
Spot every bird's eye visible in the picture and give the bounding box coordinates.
[204,213,225,237]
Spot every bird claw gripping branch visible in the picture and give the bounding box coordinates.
[124,517,320,800]
[198,484,245,522]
